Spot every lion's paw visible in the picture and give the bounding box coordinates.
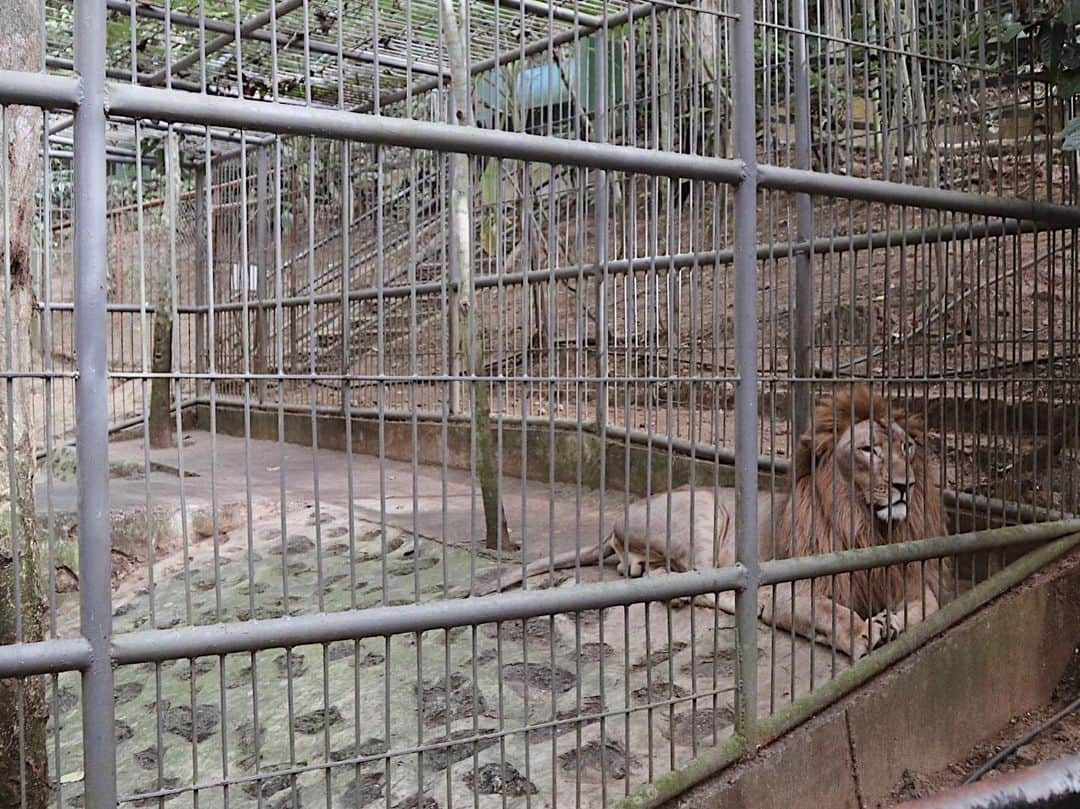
[863,609,903,651]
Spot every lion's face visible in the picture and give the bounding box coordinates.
[832,418,917,522]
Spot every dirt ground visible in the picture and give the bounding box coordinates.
[884,646,1080,805]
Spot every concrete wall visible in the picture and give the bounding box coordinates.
[660,549,1080,809]
[194,402,748,496]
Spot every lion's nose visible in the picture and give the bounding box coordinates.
[892,482,909,499]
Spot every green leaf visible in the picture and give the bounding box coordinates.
[1002,20,1026,42]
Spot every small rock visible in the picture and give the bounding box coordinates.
[294,706,342,734]
[133,747,158,771]
[423,728,498,771]
[463,762,538,796]
[176,659,216,681]
[162,703,220,743]
[502,662,576,693]
[114,682,145,704]
[1012,744,1040,767]
[267,786,302,809]
[631,681,689,705]
[241,770,295,799]
[661,706,735,744]
[581,642,616,662]
[392,793,439,809]
[341,773,384,805]
[631,642,688,670]
[273,652,307,679]
[892,769,933,802]
[331,737,387,762]
[558,737,640,780]
[416,673,487,726]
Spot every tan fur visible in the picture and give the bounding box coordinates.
[760,385,955,658]
[476,385,954,659]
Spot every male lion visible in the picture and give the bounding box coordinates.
[476,385,953,659]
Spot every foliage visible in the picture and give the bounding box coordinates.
[987,0,1080,146]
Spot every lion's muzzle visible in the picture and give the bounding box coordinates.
[874,484,909,522]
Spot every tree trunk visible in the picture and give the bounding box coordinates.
[148,311,174,448]
[149,130,179,448]
[440,0,511,551]
[0,0,48,804]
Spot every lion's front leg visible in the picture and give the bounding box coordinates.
[885,584,942,635]
[759,582,875,660]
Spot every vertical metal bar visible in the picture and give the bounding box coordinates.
[594,27,609,436]
[732,0,760,742]
[194,169,207,402]
[255,145,269,404]
[791,0,813,440]
[73,0,117,802]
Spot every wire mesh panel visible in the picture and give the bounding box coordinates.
[1,0,1080,808]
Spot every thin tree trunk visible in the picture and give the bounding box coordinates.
[440,0,511,550]
[0,0,48,804]
[149,130,179,448]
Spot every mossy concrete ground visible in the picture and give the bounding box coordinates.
[44,432,837,809]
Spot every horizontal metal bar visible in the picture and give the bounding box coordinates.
[0,70,81,109]
[759,519,1080,585]
[894,753,1080,808]
[757,164,1080,226]
[45,55,204,95]
[0,637,93,678]
[48,149,147,165]
[104,82,748,182]
[39,301,158,314]
[109,565,749,663]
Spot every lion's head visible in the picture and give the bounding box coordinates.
[780,384,949,615]
[794,384,929,527]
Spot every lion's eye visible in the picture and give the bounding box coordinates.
[858,445,874,454]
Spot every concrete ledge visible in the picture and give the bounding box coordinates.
[659,549,1080,809]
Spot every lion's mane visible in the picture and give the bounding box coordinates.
[768,385,950,617]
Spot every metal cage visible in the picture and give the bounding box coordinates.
[1,0,1080,806]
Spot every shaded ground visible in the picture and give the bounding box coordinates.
[884,647,1080,806]
[44,431,839,809]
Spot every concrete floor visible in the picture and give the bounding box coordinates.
[46,431,837,809]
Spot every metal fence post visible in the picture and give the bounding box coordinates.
[732,0,761,742]
[594,26,609,437]
[792,0,814,440]
[194,168,207,401]
[255,145,269,403]
[73,0,118,803]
